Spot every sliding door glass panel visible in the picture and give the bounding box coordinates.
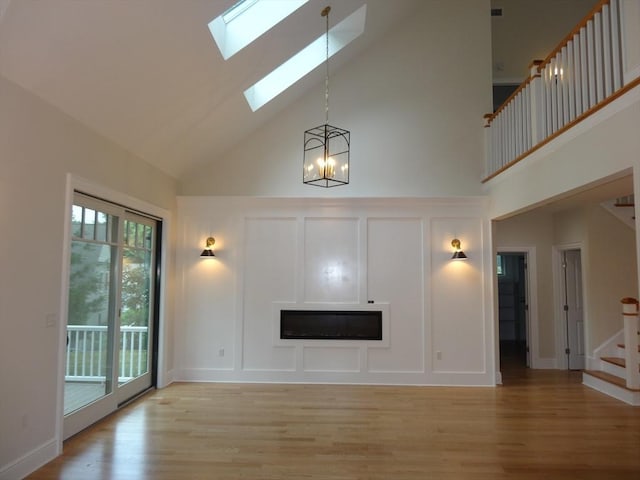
[118,215,154,388]
[64,204,118,415]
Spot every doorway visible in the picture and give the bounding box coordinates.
[497,252,530,370]
[63,192,161,439]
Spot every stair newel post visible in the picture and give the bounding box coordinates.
[621,297,640,389]
[529,59,544,146]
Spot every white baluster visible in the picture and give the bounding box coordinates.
[610,0,622,90]
[560,46,570,126]
[89,330,94,377]
[550,59,559,133]
[129,330,135,378]
[138,330,144,375]
[121,330,127,379]
[587,20,597,108]
[580,25,590,111]
[66,330,71,377]
[602,4,614,96]
[567,39,576,121]
[81,330,87,377]
[573,33,583,116]
[594,11,605,103]
[98,330,103,377]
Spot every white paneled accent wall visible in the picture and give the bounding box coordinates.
[175,197,495,386]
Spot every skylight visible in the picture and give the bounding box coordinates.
[209,0,309,60]
[244,4,367,112]
[222,0,259,24]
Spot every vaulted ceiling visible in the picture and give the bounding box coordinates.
[0,0,424,179]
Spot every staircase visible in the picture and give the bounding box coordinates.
[583,298,640,405]
[601,194,635,230]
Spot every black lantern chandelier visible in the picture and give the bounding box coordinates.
[303,6,350,187]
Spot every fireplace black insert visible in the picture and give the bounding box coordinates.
[280,310,382,340]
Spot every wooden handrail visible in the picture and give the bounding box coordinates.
[486,75,535,124]
[489,1,612,122]
[487,62,543,124]
[537,0,611,73]
[482,76,640,183]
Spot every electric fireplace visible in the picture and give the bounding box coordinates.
[280,310,383,340]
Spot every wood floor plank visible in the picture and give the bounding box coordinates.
[27,370,640,480]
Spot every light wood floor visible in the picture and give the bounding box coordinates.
[28,370,640,480]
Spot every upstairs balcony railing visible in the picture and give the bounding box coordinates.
[484,0,640,181]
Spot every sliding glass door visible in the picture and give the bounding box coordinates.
[117,213,155,401]
[63,193,158,439]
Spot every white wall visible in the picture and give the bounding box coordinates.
[494,202,638,369]
[175,197,495,386]
[582,206,638,351]
[494,209,556,362]
[179,0,492,197]
[0,74,178,479]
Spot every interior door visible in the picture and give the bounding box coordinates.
[563,249,585,370]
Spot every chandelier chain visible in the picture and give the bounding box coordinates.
[324,7,329,125]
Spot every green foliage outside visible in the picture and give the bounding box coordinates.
[121,248,151,326]
[68,242,110,326]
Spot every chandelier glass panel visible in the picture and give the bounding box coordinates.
[303,6,350,187]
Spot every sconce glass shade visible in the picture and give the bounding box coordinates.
[200,237,216,257]
[451,238,467,260]
[303,124,350,187]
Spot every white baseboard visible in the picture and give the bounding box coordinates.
[0,438,58,480]
[532,357,557,369]
[158,368,176,388]
[175,367,497,386]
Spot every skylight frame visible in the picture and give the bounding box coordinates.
[209,0,310,60]
[222,0,259,24]
[243,4,367,112]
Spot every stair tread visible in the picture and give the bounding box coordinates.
[584,370,640,392]
[601,356,640,371]
[616,343,640,352]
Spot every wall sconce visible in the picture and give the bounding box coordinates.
[200,237,216,257]
[451,238,467,260]
[552,66,563,84]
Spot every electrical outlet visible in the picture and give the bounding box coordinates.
[436,351,442,360]
[218,348,225,357]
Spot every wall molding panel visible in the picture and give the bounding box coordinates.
[176,197,495,386]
